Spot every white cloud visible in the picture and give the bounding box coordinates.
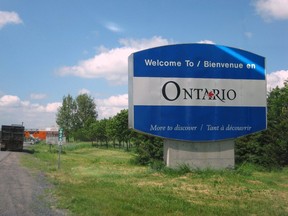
[244,32,253,39]
[105,22,123,33]
[254,0,288,20]
[32,102,61,113]
[0,11,22,29]
[78,88,91,95]
[267,70,288,90]
[45,102,62,112]
[197,40,215,44]
[119,37,172,49]
[30,93,47,100]
[96,94,128,119]
[57,36,171,85]
[0,95,61,128]
[0,95,21,106]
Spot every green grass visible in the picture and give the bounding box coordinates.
[22,142,288,216]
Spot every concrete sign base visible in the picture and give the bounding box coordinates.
[164,139,235,170]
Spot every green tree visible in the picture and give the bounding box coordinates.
[74,93,98,129]
[264,81,288,166]
[236,80,288,168]
[114,109,131,150]
[90,119,108,146]
[133,133,163,165]
[56,94,76,142]
[56,93,98,142]
[106,117,117,147]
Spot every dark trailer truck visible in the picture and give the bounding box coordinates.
[0,125,24,151]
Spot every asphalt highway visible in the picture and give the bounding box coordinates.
[0,147,68,216]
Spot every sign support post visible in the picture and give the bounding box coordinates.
[58,143,62,169]
[164,139,234,169]
[58,128,63,170]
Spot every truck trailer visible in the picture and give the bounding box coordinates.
[0,125,24,151]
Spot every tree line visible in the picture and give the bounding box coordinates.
[56,80,288,168]
[236,80,288,169]
[56,93,162,165]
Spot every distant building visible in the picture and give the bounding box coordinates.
[46,130,66,145]
[25,130,47,140]
[25,128,66,144]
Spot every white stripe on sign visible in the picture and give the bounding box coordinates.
[132,77,266,107]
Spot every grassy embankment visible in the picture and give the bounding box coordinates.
[22,142,288,216]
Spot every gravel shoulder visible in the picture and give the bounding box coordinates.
[0,150,68,216]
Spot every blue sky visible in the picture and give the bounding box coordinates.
[0,0,288,129]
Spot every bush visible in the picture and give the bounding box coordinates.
[133,134,163,165]
[235,81,288,169]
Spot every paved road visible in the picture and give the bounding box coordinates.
[0,150,68,216]
[0,151,10,162]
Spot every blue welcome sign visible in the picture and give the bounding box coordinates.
[128,44,266,141]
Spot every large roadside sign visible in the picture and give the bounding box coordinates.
[128,44,266,141]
